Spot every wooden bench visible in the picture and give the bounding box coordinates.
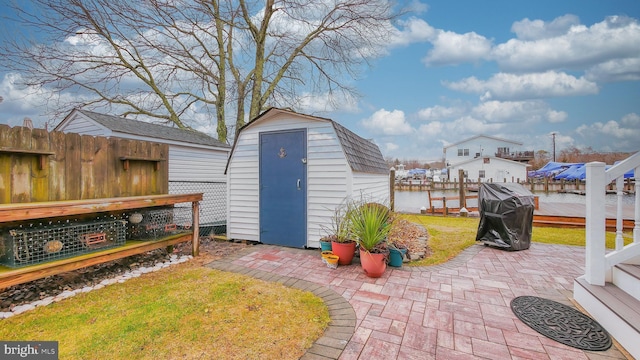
[0,193,202,289]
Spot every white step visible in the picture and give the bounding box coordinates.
[574,276,640,359]
[613,264,640,301]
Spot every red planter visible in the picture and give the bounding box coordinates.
[331,241,356,265]
[359,248,387,278]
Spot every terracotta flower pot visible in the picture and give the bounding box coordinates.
[331,241,356,265]
[359,248,387,278]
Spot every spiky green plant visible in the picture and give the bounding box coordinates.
[349,201,393,252]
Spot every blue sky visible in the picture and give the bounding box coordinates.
[1,0,639,162]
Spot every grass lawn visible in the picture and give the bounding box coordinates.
[404,214,633,267]
[0,262,330,360]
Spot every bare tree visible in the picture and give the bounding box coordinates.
[1,0,400,142]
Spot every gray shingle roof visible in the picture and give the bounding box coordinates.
[331,121,389,174]
[78,110,229,148]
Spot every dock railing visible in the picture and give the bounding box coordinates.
[584,151,640,285]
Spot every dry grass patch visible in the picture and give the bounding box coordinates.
[0,263,330,360]
[403,214,477,267]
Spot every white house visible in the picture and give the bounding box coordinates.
[443,134,533,167]
[225,107,389,248]
[448,156,530,183]
[54,109,231,231]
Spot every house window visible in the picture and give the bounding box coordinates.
[497,147,509,155]
[457,148,469,156]
[479,170,485,178]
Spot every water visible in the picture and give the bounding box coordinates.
[394,190,635,214]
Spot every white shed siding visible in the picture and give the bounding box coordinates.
[306,126,351,247]
[352,172,390,203]
[226,131,260,241]
[169,146,228,182]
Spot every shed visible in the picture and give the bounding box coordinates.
[54,109,231,232]
[225,107,389,248]
[448,156,530,183]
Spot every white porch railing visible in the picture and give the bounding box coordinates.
[584,151,640,286]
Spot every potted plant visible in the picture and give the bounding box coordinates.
[387,242,408,267]
[349,201,393,278]
[319,236,333,252]
[321,200,356,265]
[387,219,409,267]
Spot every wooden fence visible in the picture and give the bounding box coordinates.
[0,125,169,203]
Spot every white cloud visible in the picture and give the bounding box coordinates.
[472,100,567,123]
[511,15,581,40]
[297,91,359,114]
[361,108,413,135]
[385,142,399,152]
[389,17,436,47]
[407,0,429,15]
[585,57,640,82]
[444,71,599,100]
[417,105,466,121]
[423,30,492,66]
[418,114,503,139]
[621,112,640,127]
[417,121,443,136]
[447,116,504,134]
[575,113,640,152]
[493,15,640,72]
[0,72,71,127]
[546,109,568,123]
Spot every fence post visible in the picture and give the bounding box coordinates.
[544,176,549,192]
[389,167,396,212]
[192,200,200,257]
[458,169,465,209]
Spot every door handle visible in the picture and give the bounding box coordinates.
[297,179,301,190]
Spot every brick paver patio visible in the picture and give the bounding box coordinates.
[207,242,628,359]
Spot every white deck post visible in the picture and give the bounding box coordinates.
[635,166,640,244]
[585,162,606,286]
[615,177,624,250]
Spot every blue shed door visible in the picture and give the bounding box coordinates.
[259,130,307,247]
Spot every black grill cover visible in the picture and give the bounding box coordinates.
[476,183,534,251]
